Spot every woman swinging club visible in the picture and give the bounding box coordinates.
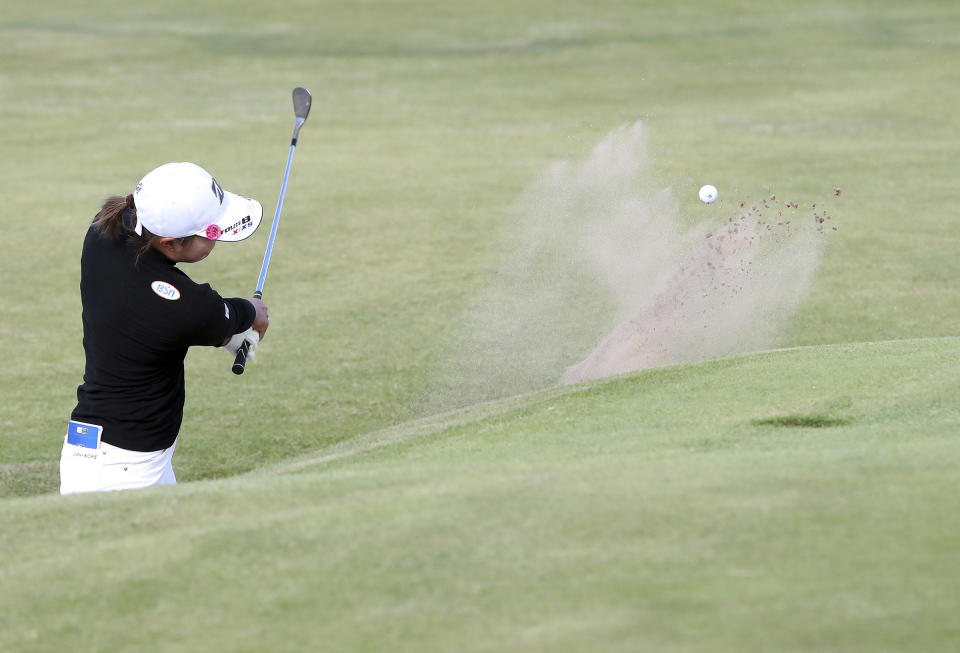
[61,162,268,495]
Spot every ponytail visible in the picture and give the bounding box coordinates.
[91,194,141,239]
[91,194,160,263]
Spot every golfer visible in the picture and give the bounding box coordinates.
[61,162,269,495]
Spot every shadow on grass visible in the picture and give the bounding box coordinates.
[752,414,852,429]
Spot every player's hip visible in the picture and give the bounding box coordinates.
[59,420,177,495]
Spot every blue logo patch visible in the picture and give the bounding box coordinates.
[67,421,102,449]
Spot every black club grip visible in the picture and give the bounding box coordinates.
[232,340,250,375]
[232,290,263,376]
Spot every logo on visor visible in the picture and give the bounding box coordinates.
[211,177,225,205]
[206,224,222,240]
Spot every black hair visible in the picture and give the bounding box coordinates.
[91,194,191,263]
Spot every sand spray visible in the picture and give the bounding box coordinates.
[425,121,836,411]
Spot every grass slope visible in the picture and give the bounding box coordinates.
[2,2,958,648]
[2,339,959,652]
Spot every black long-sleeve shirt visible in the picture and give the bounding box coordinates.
[70,226,255,451]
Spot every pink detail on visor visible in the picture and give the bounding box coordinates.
[205,224,222,241]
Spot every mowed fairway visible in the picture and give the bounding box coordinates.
[2,0,959,650]
[3,339,960,652]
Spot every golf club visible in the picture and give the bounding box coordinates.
[233,86,312,375]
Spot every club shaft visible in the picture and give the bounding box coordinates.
[233,115,306,376]
[255,133,300,295]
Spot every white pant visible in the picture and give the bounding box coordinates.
[60,436,178,495]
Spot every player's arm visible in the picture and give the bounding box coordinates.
[219,298,269,345]
[179,282,257,347]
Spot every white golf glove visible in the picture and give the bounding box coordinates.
[224,327,260,362]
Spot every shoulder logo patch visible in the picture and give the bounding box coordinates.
[151,281,181,301]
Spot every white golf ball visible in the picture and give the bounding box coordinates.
[698,184,718,204]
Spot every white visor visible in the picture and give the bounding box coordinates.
[133,162,263,242]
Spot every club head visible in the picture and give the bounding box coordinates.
[293,87,312,121]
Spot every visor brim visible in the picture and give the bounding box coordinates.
[197,192,263,242]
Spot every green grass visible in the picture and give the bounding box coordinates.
[2,0,959,650]
[3,339,960,652]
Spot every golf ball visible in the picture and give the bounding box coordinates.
[698,184,718,204]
